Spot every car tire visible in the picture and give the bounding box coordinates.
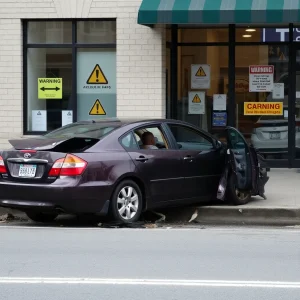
[226,174,251,205]
[26,212,58,223]
[110,180,143,223]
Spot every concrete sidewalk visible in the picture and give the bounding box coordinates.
[1,169,300,226]
[166,168,300,226]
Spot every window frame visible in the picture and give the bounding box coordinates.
[23,19,117,135]
[119,131,139,151]
[166,123,216,151]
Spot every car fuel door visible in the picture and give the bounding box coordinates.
[225,127,252,191]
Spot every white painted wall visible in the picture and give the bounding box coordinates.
[0,0,166,148]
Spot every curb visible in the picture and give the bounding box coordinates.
[2,206,300,227]
[163,206,300,226]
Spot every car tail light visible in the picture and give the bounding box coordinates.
[49,154,87,177]
[0,155,7,174]
[252,122,261,134]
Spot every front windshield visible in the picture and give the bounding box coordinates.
[44,123,120,139]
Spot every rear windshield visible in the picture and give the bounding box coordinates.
[44,123,120,139]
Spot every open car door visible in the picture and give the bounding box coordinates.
[226,127,252,190]
[217,127,269,204]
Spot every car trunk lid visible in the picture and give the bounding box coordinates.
[0,137,98,183]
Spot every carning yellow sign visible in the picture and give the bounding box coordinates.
[244,102,283,115]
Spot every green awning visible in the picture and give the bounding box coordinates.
[138,0,300,25]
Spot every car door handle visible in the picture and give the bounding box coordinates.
[184,155,193,161]
[136,156,148,162]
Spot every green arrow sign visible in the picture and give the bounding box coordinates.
[38,78,63,99]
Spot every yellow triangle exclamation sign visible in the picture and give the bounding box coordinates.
[87,64,108,84]
[195,67,206,77]
[89,99,106,115]
[279,52,286,61]
[192,94,201,103]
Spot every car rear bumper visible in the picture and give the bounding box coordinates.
[0,177,112,215]
[251,133,300,153]
[251,134,288,153]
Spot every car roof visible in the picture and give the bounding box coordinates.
[74,118,184,127]
[73,118,218,141]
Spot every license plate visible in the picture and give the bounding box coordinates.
[270,132,280,140]
[18,164,37,178]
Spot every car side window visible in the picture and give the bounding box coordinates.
[120,132,138,150]
[227,129,247,150]
[168,124,214,151]
[134,126,169,150]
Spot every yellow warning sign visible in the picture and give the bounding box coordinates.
[279,52,286,61]
[192,94,201,103]
[195,66,206,77]
[89,99,106,115]
[38,78,62,99]
[87,64,108,84]
[244,102,283,116]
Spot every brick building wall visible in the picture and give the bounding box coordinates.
[0,0,166,148]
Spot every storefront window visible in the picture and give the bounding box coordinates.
[27,48,72,131]
[180,28,228,43]
[24,20,116,133]
[77,48,116,121]
[236,27,290,42]
[235,45,289,159]
[77,21,116,44]
[28,21,72,44]
[177,46,228,133]
[168,25,300,167]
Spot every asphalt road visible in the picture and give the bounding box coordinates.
[1,224,300,300]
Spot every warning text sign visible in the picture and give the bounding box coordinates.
[38,78,62,99]
[249,65,274,92]
[244,102,283,115]
[191,64,211,89]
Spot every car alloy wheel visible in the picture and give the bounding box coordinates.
[226,174,251,205]
[117,186,139,220]
[235,188,249,202]
[110,180,143,223]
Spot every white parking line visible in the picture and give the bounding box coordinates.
[0,278,300,288]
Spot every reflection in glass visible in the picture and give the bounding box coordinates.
[27,48,72,131]
[77,21,116,44]
[236,45,289,159]
[28,21,72,44]
[177,46,228,134]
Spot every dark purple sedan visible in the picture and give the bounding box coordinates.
[0,118,268,223]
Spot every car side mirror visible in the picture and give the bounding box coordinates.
[177,143,183,149]
[214,140,222,149]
